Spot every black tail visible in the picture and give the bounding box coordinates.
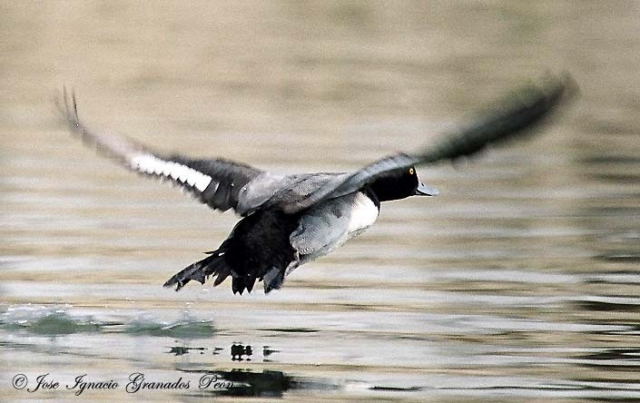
[163,249,262,295]
[163,250,231,292]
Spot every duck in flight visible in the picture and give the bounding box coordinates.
[57,74,575,295]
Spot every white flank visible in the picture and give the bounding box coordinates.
[130,154,212,191]
[347,192,379,234]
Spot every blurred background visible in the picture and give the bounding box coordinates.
[1,1,639,400]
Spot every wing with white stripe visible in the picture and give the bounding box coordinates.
[57,89,264,214]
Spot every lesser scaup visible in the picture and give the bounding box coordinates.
[57,74,575,294]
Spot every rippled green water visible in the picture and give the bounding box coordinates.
[1,1,640,401]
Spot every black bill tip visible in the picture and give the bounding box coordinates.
[415,183,439,196]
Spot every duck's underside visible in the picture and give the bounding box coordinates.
[164,208,302,294]
[164,190,381,294]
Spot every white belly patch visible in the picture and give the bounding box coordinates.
[347,192,379,234]
[289,191,379,264]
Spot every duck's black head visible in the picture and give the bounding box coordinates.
[368,167,438,202]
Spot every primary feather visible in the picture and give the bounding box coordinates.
[277,73,576,214]
[56,89,265,215]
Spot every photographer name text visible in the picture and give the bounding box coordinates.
[11,372,234,395]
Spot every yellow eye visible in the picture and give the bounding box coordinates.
[409,168,414,175]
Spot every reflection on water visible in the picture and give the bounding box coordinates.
[2,0,640,401]
[180,368,317,398]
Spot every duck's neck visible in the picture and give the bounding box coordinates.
[363,187,381,208]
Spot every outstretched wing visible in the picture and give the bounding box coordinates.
[57,89,264,214]
[278,73,577,214]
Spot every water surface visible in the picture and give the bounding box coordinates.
[1,1,640,400]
